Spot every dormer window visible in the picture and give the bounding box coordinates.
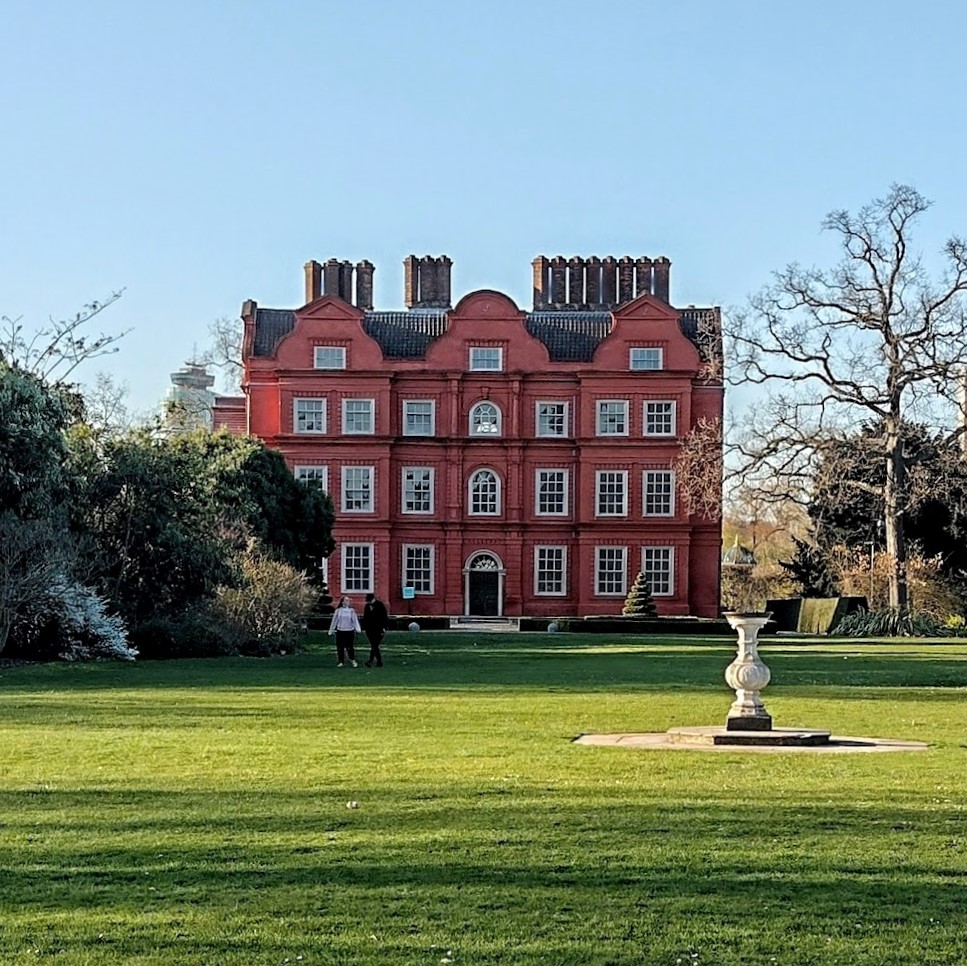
[314,346,346,369]
[630,347,663,370]
[469,346,503,371]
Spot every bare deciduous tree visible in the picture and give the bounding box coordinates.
[728,184,967,612]
[201,315,244,393]
[0,291,126,384]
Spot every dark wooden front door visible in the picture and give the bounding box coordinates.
[469,571,499,616]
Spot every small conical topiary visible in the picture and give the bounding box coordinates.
[622,571,658,616]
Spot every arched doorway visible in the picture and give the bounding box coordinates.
[464,552,505,616]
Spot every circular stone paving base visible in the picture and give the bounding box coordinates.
[574,731,929,754]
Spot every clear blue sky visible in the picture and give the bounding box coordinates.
[3,0,966,412]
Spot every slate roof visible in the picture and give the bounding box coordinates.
[363,311,448,359]
[251,305,719,364]
[525,312,614,362]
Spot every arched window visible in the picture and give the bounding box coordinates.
[469,468,501,515]
[469,401,501,436]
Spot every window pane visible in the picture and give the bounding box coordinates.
[403,401,434,436]
[643,471,674,515]
[537,469,567,514]
[403,468,433,513]
[630,348,662,370]
[343,544,372,592]
[314,346,346,369]
[597,401,628,435]
[344,399,373,434]
[295,466,328,489]
[470,347,502,370]
[596,547,627,595]
[343,467,373,512]
[537,402,566,437]
[535,546,565,595]
[404,545,433,593]
[470,469,499,514]
[596,471,627,515]
[295,398,325,433]
[471,402,500,435]
[642,547,673,595]
[644,401,675,435]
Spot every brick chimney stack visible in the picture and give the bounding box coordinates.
[585,256,601,305]
[601,257,618,305]
[618,257,635,303]
[549,257,566,307]
[653,256,671,302]
[567,257,585,308]
[323,258,342,299]
[635,257,653,298]
[356,260,374,310]
[403,256,453,309]
[532,256,550,310]
[436,256,453,308]
[304,260,322,303]
[419,256,438,305]
[403,256,420,308]
[339,260,354,303]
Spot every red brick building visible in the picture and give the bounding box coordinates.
[217,254,723,618]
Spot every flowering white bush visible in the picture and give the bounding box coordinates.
[46,577,137,662]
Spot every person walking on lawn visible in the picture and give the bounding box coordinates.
[362,593,389,667]
[328,596,361,667]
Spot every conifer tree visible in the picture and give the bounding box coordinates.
[622,571,658,616]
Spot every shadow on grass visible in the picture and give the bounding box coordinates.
[0,790,964,923]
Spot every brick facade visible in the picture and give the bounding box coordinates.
[216,254,723,618]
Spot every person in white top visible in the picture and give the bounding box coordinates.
[328,596,361,667]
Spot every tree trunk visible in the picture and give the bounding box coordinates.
[884,416,909,612]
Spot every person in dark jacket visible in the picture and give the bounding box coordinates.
[361,593,389,667]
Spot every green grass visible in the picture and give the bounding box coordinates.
[0,631,965,965]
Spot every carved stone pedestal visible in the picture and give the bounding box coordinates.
[723,612,773,731]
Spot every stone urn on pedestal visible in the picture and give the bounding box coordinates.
[722,611,773,731]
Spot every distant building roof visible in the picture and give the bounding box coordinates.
[722,538,757,568]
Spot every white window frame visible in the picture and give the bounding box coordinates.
[643,470,676,516]
[341,465,374,513]
[534,545,567,596]
[536,401,568,438]
[314,345,347,370]
[402,467,435,515]
[342,398,375,435]
[629,347,663,371]
[469,401,502,436]
[468,468,501,515]
[596,399,629,436]
[644,400,677,436]
[642,546,675,596]
[402,400,436,437]
[341,543,373,594]
[402,544,434,595]
[294,465,328,489]
[293,397,326,434]
[595,470,628,517]
[469,346,503,371]
[595,546,628,596]
[535,468,569,516]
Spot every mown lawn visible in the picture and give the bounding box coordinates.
[0,631,965,965]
